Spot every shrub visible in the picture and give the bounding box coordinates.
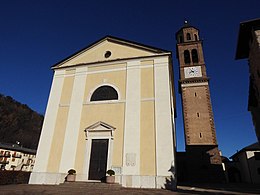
[68,169,76,175]
[106,169,115,176]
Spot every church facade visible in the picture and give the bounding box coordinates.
[29,36,176,189]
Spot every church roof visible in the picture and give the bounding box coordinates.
[52,35,171,69]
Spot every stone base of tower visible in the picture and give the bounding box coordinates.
[177,145,225,183]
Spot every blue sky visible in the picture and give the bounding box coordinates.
[0,1,259,157]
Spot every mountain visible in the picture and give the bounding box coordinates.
[0,94,43,150]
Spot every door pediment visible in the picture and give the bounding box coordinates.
[84,121,115,139]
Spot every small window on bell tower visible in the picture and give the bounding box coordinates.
[194,34,198,41]
[179,35,183,43]
[187,33,191,40]
[184,50,191,64]
[192,49,199,63]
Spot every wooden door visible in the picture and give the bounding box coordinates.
[88,139,108,180]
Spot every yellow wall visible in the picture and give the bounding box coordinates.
[74,104,125,173]
[60,75,75,105]
[88,63,125,72]
[47,107,69,172]
[141,66,154,99]
[140,65,156,175]
[140,60,153,66]
[59,41,155,67]
[47,74,75,172]
[74,66,126,173]
[85,69,126,101]
[140,101,156,175]
[49,60,158,175]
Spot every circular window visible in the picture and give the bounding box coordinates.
[104,51,112,58]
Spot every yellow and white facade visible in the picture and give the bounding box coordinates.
[29,36,176,189]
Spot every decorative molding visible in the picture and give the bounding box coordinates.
[141,98,155,102]
[84,121,116,140]
[53,53,171,70]
[84,100,125,105]
[87,67,126,74]
[59,103,70,107]
[180,81,209,88]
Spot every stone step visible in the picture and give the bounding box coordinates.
[59,181,122,190]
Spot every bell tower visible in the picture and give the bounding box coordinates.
[176,21,224,182]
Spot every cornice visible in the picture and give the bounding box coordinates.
[52,53,171,70]
[179,77,209,84]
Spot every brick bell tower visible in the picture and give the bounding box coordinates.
[176,21,224,182]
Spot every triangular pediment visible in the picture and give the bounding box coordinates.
[53,36,170,69]
[84,121,116,139]
[85,121,116,131]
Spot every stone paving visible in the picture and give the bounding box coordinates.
[0,182,259,195]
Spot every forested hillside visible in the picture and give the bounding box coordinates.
[0,94,43,150]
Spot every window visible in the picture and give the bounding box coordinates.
[184,50,191,64]
[197,113,200,117]
[199,133,202,138]
[179,35,183,43]
[194,34,198,41]
[187,33,191,40]
[255,152,260,160]
[195,92,197,97]
[104,51,112,58]
[192,49,199,63]
[90,85,118,101]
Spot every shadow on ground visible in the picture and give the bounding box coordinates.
[177,182,260,195]
[177,188,227,195]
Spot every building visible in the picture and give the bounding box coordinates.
[236,18,260,144]
[29,36,177,189]
[0,142,36,172]
[176,22,224,182]
[224,142,260,184]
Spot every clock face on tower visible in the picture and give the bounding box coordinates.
[184,66,202,78]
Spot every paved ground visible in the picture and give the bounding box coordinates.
[0,182,259,195]
[178,183,260,195]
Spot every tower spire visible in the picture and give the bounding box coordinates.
[183,20,190,27]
